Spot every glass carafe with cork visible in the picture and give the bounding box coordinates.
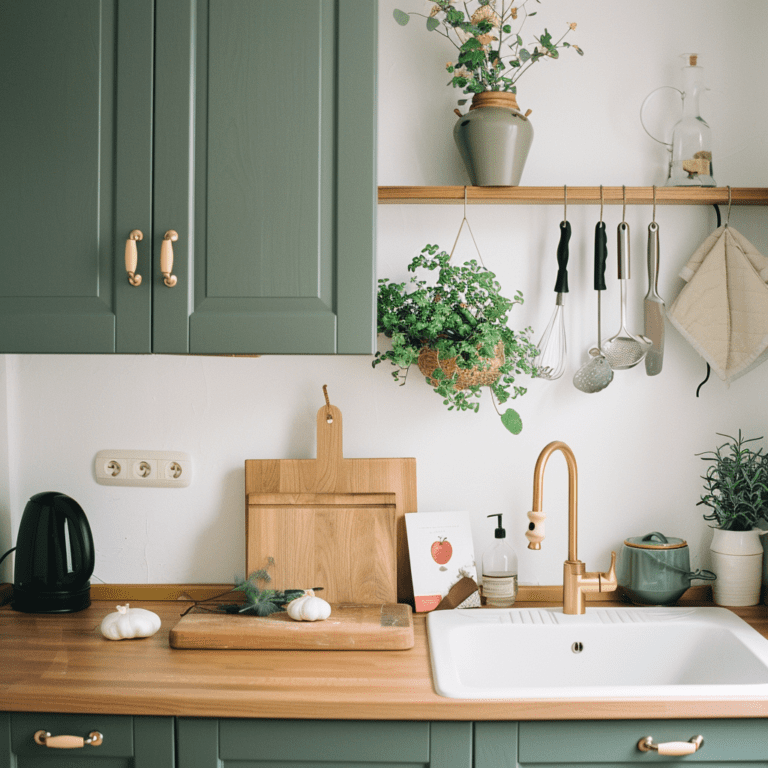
[641,53,716,187]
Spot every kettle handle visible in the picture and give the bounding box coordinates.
[639,86,682,148]
[54,494,95,587]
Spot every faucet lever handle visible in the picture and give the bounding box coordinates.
[525,510,546,550]
[599,551,618,592]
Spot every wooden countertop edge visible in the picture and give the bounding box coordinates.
[3,691,768,721]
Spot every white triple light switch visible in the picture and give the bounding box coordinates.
[94,450,192,488]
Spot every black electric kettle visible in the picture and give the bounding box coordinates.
[12,492,95,613]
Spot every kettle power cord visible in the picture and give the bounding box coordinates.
[0,546,15,569]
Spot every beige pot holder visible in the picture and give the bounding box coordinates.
[667,225,768,383]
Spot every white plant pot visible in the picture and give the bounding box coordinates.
[710,528,768,607]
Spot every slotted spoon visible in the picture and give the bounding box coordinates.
[574,221,614,393]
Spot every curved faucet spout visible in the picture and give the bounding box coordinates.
[524,440,617,615]
[525,440,579,561]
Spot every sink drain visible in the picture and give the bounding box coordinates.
[571,641,584,653]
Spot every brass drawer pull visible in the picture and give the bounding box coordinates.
[161,230,179,287]
[638,735,703,756]
[34,730,104,749]
[125,229,143,286]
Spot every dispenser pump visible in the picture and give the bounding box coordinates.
[489,514,506,538]
[481,513,518,607]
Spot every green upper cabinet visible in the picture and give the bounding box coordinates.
[0,0,152,353]
[0,0,377,355]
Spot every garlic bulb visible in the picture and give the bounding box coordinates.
[100,604,161,640]
[286,591,331,621]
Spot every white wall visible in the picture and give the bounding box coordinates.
[2,0,768,588]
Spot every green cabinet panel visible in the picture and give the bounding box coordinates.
[0,0,376,355]
[0,0,153,353]
[1,712,174,768]
[476,719,768,767]
[153,0,376,354]
[176,719,470,768]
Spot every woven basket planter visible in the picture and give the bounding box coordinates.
[417,341,505,390]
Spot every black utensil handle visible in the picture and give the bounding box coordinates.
[594,221,607,291]
[554,220,571,293]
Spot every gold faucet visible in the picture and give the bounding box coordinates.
[524,441,617,615]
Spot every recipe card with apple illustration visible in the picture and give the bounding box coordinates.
[405,511,477,612]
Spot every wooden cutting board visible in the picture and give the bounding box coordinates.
[245,402,417,603]
[169,603,414,650]
[246,491,397,603]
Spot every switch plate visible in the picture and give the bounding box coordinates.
[94,450,192,488]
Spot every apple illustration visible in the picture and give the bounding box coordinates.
[431,537,453,567]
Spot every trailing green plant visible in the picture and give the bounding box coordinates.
[373,244,538,434]
[696,431,768,531]
[393,0,582,103]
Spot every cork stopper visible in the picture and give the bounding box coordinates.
[689,54,698,66]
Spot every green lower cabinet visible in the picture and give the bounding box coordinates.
[476,720,768,767]
[1,712,174,768]
[176,719,472,768]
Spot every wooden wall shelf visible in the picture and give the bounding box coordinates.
[378,186,768,206]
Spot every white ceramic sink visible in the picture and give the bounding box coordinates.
[427,606,768,699]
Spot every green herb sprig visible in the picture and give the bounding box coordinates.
[179,558,321,617]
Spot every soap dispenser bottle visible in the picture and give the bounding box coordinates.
[482,514,518,607]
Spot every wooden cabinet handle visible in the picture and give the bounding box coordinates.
[638,735,703,756]
[161,230,179,287]
[124,230,143,286]
[34,730,103,748]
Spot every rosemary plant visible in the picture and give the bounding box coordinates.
[697,432,768,531]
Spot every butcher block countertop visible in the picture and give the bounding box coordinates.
[2,592,768,721]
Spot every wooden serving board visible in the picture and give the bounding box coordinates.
[169,603,414,650]
[245,403,417,603]
[246,491,397,603]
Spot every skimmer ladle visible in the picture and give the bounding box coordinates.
[574,217,614,393]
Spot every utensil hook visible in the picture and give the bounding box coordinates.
[449,187,486,267]
[563,185,568,225]
[622,185,627,222]
[726,186,732,227]
[652,185,657,224]
[599,185,604,223]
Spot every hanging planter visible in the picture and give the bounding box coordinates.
[373,243,538,434]
[418,340,505,389]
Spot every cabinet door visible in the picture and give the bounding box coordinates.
[0,0,154,353]
[515,719,768,766]
[152,0,377,354]
[176,719,471,768]
[1,712,174,768]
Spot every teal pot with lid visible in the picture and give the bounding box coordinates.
[453,92,533,186]
[616,531,715,606]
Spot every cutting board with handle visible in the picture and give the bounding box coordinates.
[245,401,417,603]
[246,491,397,603]
[169,603,414,650]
